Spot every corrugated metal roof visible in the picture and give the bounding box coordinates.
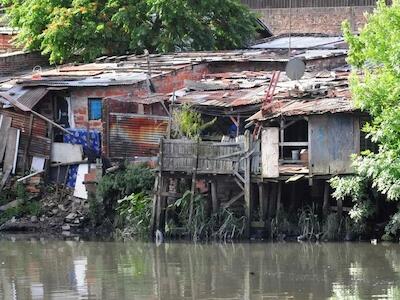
[106,93,168,105]
[173,69,352,113]
[248,98,355,121]
[0,86,48,111]
[252,36,345,49]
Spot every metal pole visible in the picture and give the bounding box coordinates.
[288,0,292,59]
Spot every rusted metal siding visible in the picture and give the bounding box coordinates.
[109,113,168,159]
[309,114,360,175]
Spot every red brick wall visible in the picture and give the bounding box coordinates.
[70,63,210,131]
[0,51,48,75]
[0,33,18,52]
[256,6,374,35]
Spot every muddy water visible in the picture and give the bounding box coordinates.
[0,238,399,299]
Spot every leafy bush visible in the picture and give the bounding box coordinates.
[298,205,322,240]
[93,163,155,226]
[172,104,216,140]
[166,190,246,241]
[384,211,400,240]
[115,192,152,238]
[322,213,343,241]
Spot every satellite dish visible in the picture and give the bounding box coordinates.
[285,58,305,80]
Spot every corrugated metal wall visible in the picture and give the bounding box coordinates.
[109,113,169,159]
[309,114,360,175]
[241,0,381,8]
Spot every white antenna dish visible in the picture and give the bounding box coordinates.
[285,58,305,81]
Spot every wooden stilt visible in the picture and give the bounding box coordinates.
[258,183,265,221]
[244,131,251,237]
[276,181,282,216]
[323,181,330,217]
[189,141,199,224]
[337,197,343,221]
[156,177,168,232]
[211,180,219,214]
[150,176,160,235]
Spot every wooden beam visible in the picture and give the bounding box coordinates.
[223,191,244,209]
[278,142,309,147]
[31,110,71,135]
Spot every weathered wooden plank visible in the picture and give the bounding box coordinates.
[4,128,20,174]
[261,128,279,178]
[0,115,11,164]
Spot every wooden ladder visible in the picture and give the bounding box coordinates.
[261,71,281,115]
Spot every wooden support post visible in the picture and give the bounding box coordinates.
[150,176,160,235]
[244,130,251,237]
[22,114,34,172]
[156,177,168,232]
[337,197,343,222]
[258,183,265,221]
[276,181,282,216]
[280,119,285,160]
[211,180,219,214]
[189,141,199,224]
[323,181,330,217]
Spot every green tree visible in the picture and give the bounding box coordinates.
[331,0,400,238]
[2,0,258,63]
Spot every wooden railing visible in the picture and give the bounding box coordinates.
[160,139,246,175]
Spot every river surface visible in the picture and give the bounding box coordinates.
[0,237,400,299]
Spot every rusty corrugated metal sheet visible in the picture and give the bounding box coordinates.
[109,113,168,158]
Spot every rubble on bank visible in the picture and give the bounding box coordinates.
[0,186,91,234]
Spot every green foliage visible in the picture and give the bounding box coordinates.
[23,200,42,217]
[342,0,400,202]
[322,213,343,241]
[167,190,246,241]
[298,205,322,240]
[116,192,152,238]
[173,104,216,140]
[93,163,155,225]
[340,1,400,238]
[384,211,400,240]
[2,0,258,63]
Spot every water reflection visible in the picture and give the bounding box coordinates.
[0,238,399,299]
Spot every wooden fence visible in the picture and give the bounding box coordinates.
[241,0,381,9]
[160,139,246,175]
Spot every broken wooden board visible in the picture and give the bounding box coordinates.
[31,156,46,173]
[285,174,305,183]
[3,128,20,174]
[73,164,89,199]
[51,143,83,164]
[261,128,279,178]
[0,114,11,164]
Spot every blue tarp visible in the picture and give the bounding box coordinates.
[63,129,101,187]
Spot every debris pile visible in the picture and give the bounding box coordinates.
[0,188,90,234]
